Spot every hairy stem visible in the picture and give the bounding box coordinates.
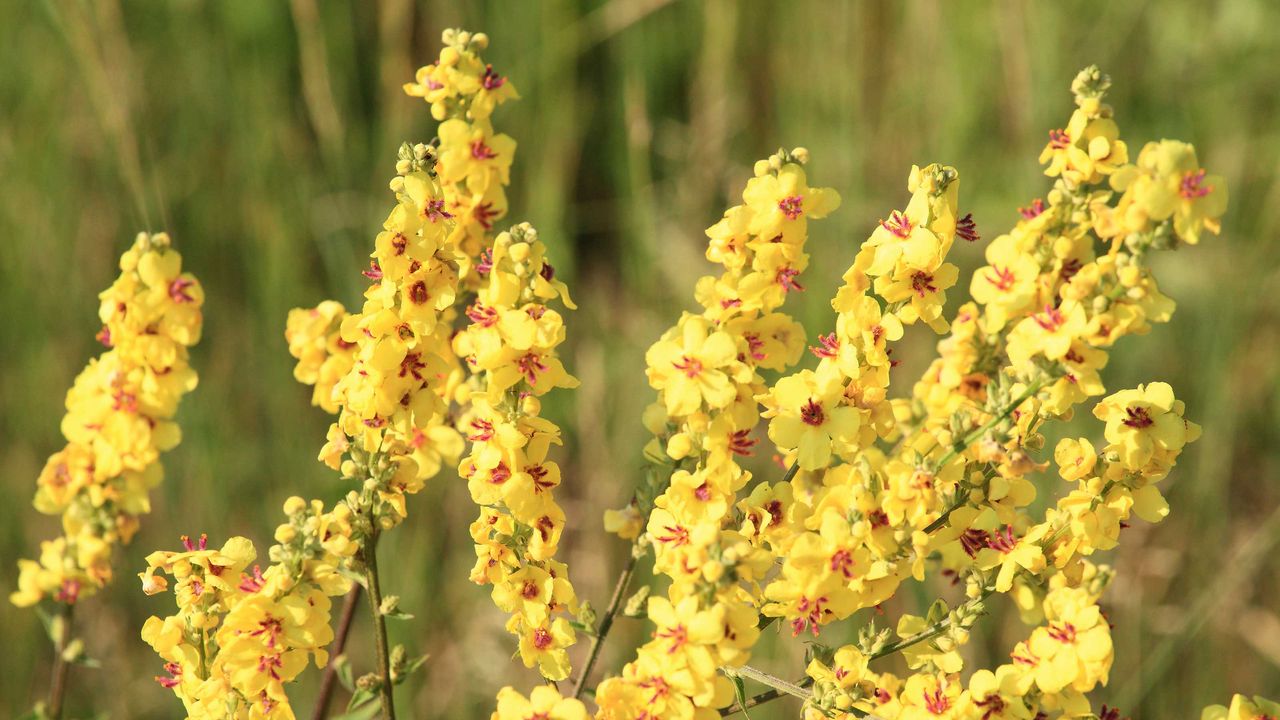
[872,586,995,661]
[311,585,362,720]
[731,665,812,701]
[571,545,640,699]
[363,533,396,720]
[726,588,996,715]
[46,603,73,720]
[933,379,1046,471]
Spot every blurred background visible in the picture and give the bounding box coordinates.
[2,1,1278,717]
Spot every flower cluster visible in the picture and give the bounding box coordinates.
[285,300,355,415]
[456,223,582,680]
[591,66,1229,720]
[138,497,355,719]
[404,28,518,284]
[592,149,840,718]
[13,232,204,609]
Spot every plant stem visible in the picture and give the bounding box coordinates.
[724,588,996,716]
[870,586,995,661]
[730,665,812,701]
[933,380,1046,471]
[362,532,396,720]
[311,585,362,720]
[571,544,639,698]
[46,602,73,720]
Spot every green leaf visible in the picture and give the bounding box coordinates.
[333,696,380,720]
[345,687,376,714]
[335,655,354,692]
[730,673,751,719]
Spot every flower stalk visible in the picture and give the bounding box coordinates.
[46,604,73,720]
[571,545,640,699]
[311,586,362,720]
[362,532,396,720]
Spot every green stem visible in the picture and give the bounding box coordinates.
[362,532,396,720]
[871,586,995,660]
[933,380,1046,471]
[571,544,640,699]
[728,665,812,702]
[46,603,73,720]
[725,588,995,716]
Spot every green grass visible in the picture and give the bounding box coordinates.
[1,1,1278,717]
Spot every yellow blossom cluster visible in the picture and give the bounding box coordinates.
[404,27,518,283]
[286,26,586,709]
[592,149,840,719]
[456,223,582,681]
[13,232,203,609]
[592,65,1231,720]
[138,497,355,719]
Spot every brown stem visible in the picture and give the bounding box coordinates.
[311,585,362,720]
[570,545,639,698]
[46,603,73,720]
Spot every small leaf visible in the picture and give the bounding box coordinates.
[335,654,354,691]
[730,673,751,719]
[345,687,376,714]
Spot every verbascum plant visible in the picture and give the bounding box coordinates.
[13,232,204,719]
[109,29,1273,720]
[568,66,1247,720]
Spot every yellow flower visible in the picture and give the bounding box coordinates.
[898,672,963,720]
[1112,139,1227,244]
[512,608,576,681]
[493,685,589,720]
[760,366,861,471]
[742,162,841,245]
[1054,438,1097,482]
[1025,586,1113,693]
[969,235,1042,331]
[963,666,1034,719]
[1092,382,1199,470]
[438,118,517,194]
[1201,694,1280,720]
[645,315,748,417]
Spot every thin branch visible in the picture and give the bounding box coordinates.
[311,585,362,720]
[571,545,640,698]
[46,603,74,720]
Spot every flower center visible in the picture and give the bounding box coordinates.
[470,139,497,159]
[1034,304,1066,331]
[1019,198,1046,219]
[672,355,703,378]
[986,265,1017,291]
[778,194,804,220]
[880,210,913,238]
[924,687,951,714]
[532,627,553,650]
[911,271,938,297]
[1048,622,1078,644]
[1122,406,1154,428]
[1179,169,1212,199]
[800,398,826,426]
[168,277,196,303]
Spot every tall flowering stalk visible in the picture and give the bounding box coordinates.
[12,232,204,719]
[272,27,578,719]
[456,222,582,681]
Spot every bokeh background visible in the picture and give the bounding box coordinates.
[3,1,1279,717]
